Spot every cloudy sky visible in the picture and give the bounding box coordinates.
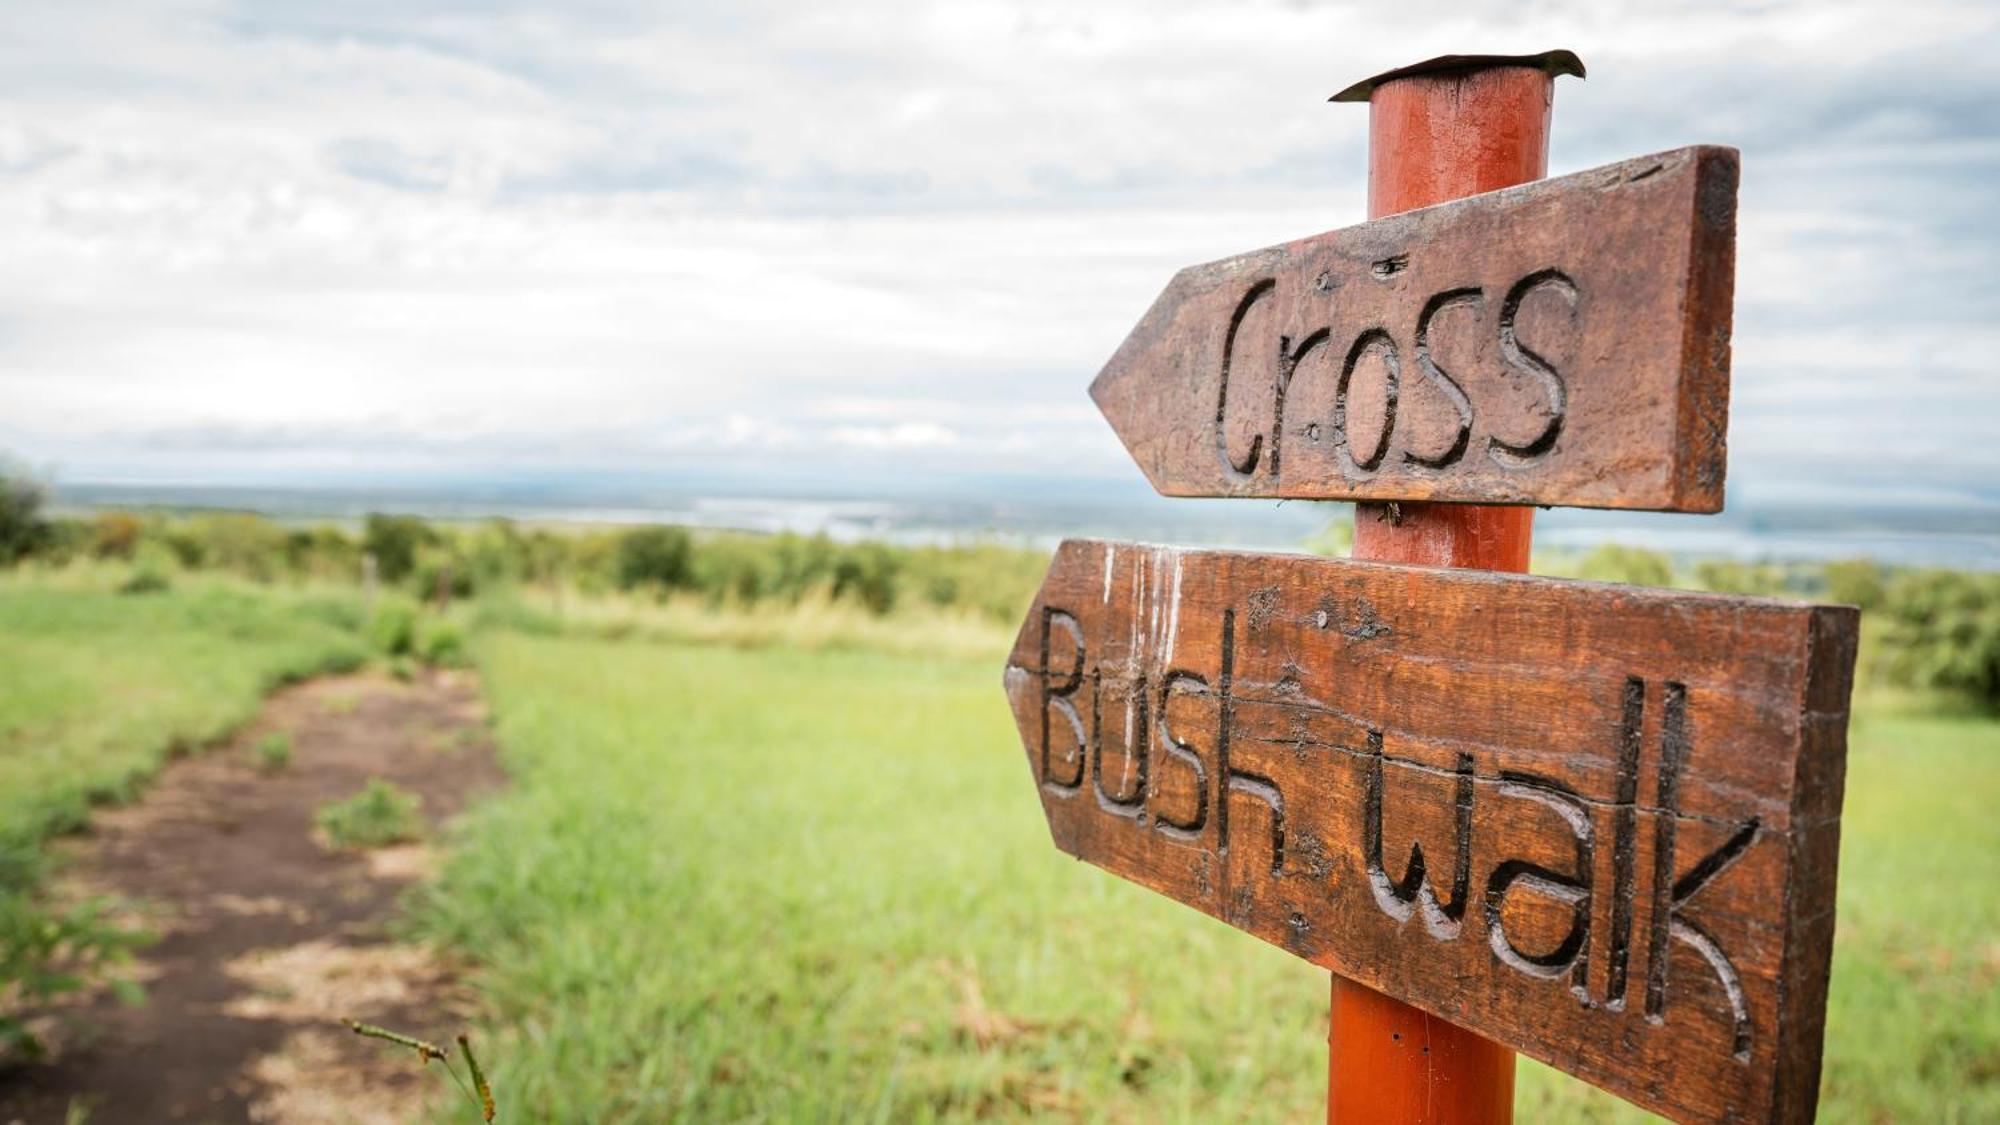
[2,0,1995,509]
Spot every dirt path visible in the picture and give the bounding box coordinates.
[0,671,505,1124]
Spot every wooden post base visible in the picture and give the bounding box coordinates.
[1328,977,1516,1125]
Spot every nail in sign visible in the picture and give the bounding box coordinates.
[1091,146,1738,512]
[1002,541,1857,1124]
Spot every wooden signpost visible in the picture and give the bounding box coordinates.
[1000,51,1859,1125]
[1003,543,1855,1122]
[1091,145,1738,513]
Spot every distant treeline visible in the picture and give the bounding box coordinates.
[1,490,1050,624]
[0,471,1995,706]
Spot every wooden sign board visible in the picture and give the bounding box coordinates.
[1002,541,1857,1123]
[1091,146,1738,512]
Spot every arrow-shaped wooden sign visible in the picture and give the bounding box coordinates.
[1091,146,1738,512]
[1002,540,1857,1124]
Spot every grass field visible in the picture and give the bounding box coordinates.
[420,629,2000,1123]
[420,633,1331,1121]
[0,571,368,878]
[0,567,1992,1120]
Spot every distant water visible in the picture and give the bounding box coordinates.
[51,478,2000,570]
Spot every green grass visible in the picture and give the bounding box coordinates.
[422,634,1328,1120]
[423,632,2000,1123]
[0,568,370,1053]
[0,570,368,874]
[1816,692,2000,1121]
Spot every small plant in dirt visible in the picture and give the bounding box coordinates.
[1,892,152,1061]
[252,731,293,772]
[388,655,418,682]
[343,1021,496,1122]
[315,779,424,850]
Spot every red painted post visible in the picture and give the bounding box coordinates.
[1328,977,1516,1124]
[1326,56,1575,1124]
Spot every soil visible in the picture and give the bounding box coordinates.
[0,671,506,1124]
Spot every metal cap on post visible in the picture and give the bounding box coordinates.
[1326,50,1583,1125]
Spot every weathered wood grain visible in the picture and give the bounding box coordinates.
[1091,146,1738,512]
[1001,541,1856,1124]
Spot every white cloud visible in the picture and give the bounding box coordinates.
[829,422,958,450]
[0,0,1995,507]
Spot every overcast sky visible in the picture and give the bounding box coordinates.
[2,0,1995,509]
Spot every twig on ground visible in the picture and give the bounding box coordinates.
[342,1018,447,1063]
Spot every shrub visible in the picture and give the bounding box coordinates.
[36,517,91,566]
[830,542,901,613]
[286,525,360,581]
[1693,559,1793,598]
[519,529,574,587]
[315,779,424,850]
[568,531,620,595]
[616,526,694,592]
[0,468,48,566]
[91,512,144,560]
[1823,559,1887,610]
[1878,569,2000,707]
[413,552,475,603]
[294,594,368,635]
[464,518,528,589]
[693,535,779,604]
[119,542,178,595]
[898,543,1046,621]
[180,513,289,582]
[1576,543,1675,589]
[371,602,419,657]
[159,523,209,569]
[363,514,433,584]
[418,621,468,668]
[771,532,837,598]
